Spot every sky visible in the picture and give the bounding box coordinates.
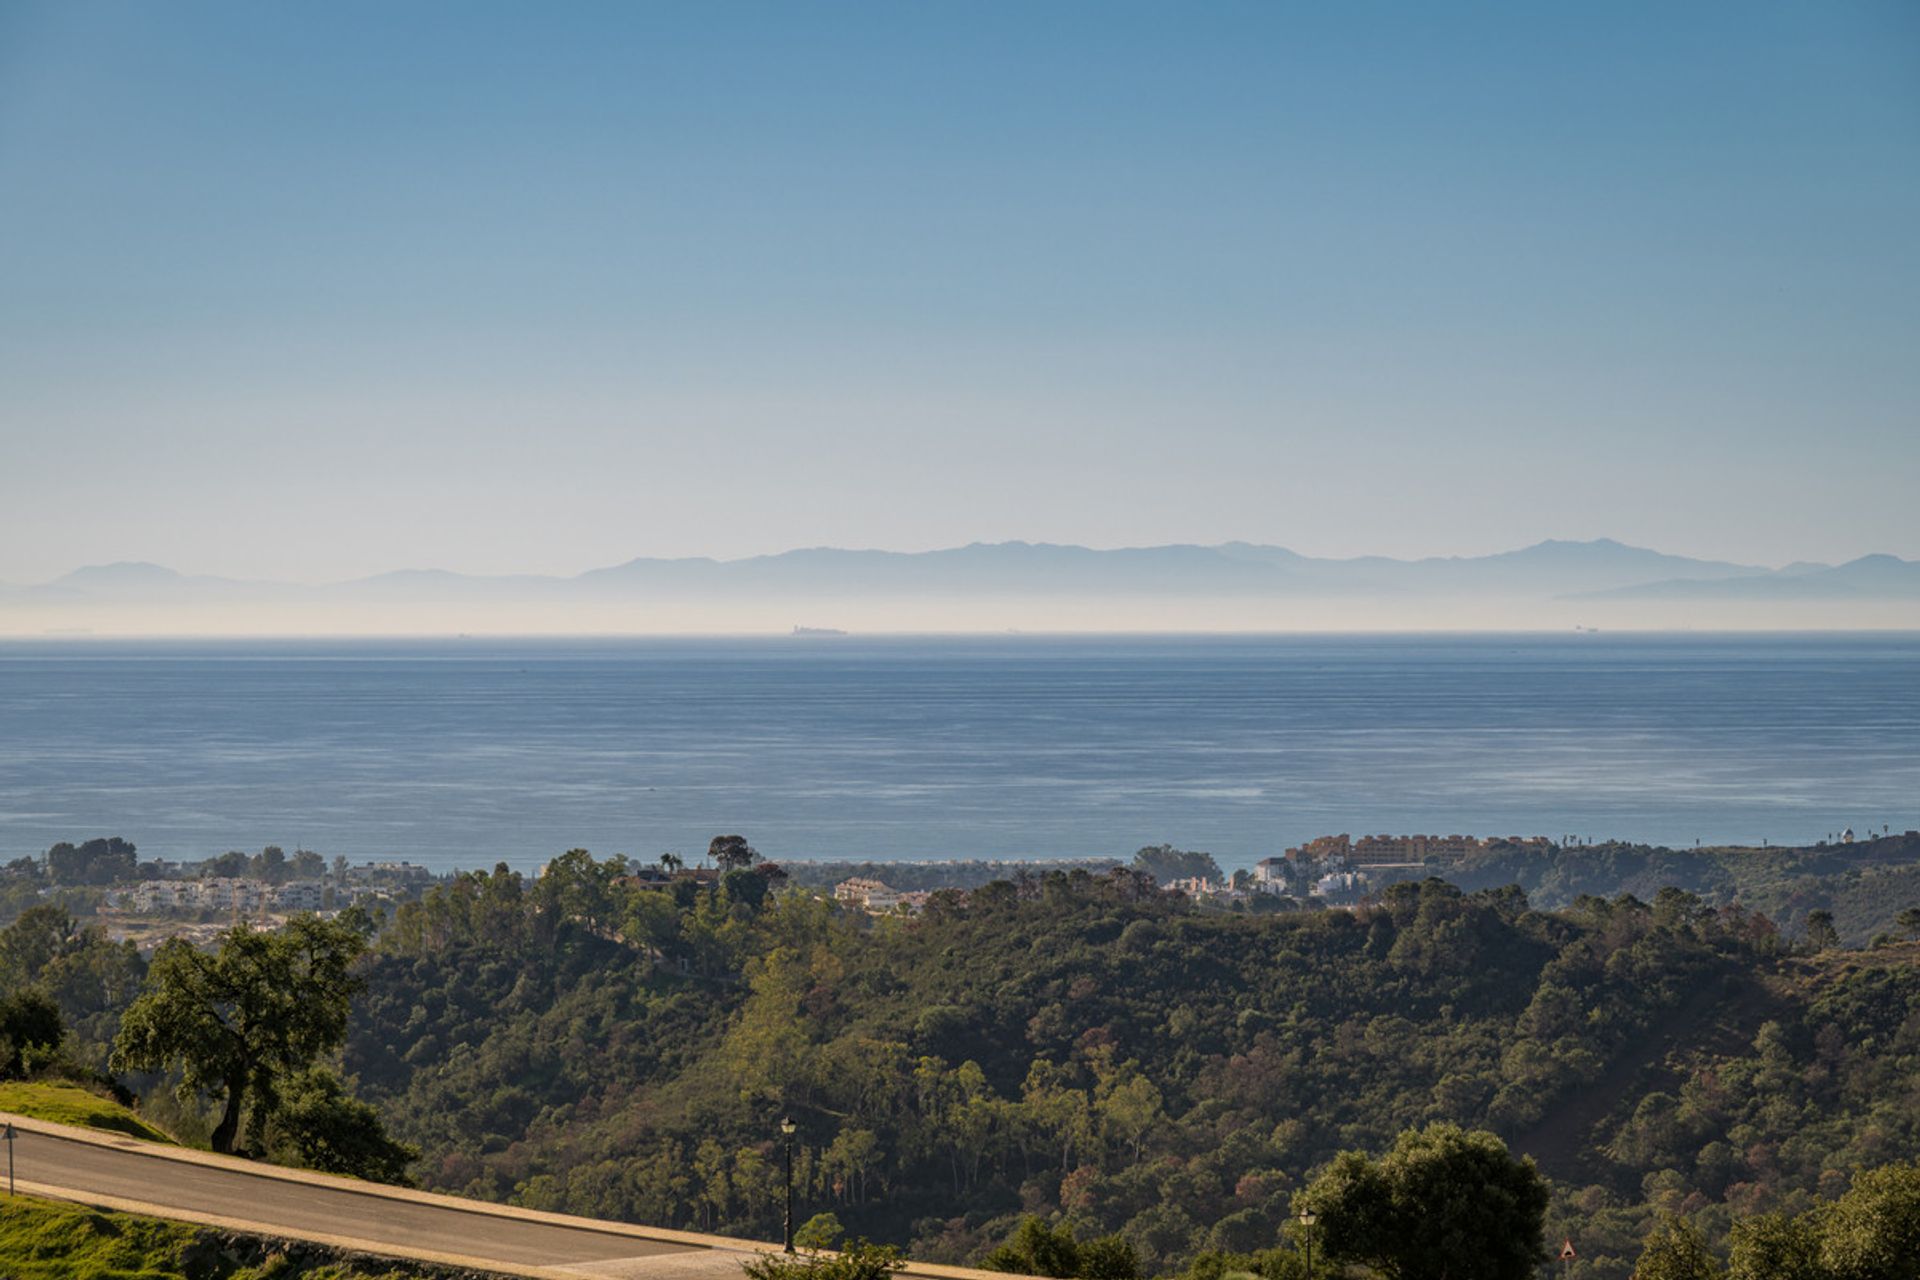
[1,1,1916,585]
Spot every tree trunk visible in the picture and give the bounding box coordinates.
[210,1075,246,1154]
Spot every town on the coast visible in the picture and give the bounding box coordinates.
[17,824,1911,950]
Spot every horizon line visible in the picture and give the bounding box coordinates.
[6,626,1920,643]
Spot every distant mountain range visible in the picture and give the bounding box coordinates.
[1570,552,1920,601]
[4,539,1916,634]
[15,538,1919,600]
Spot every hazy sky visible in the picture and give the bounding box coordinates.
[2,1,1916,584]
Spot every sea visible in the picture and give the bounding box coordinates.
[0,633,1915,875]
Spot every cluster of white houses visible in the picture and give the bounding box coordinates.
[117,878,327,915]
[832,833,1552,913]
[832,877,934,914]
[1250,832,1550,887]
[1162,832,1550,903]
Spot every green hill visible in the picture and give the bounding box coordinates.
[6,845,1918,1280]
[0,1192,475,1280]
[338,858,1920,1278]
[0,1080,176,1144]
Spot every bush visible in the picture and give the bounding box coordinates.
[796,1213,846,1250]
[0,990,63,1078]
[1634,1216,1721,1280]
[269,1068,419,1185]
[743,1240,902,1280]
[1305,1124,1548,1280]
[982,1217,1139,1280]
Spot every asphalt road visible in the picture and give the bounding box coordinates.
[8,1125,727,1279]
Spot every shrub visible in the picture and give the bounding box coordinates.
[743,1240,903,1280]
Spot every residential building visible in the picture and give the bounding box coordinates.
[835,877,904,911]
[1251,857,1289,891]
[130,880,194,912]
[1291,834,1353,862]
[1311,870,1368,898]
[1167,876,1220,898]
[275,880,325,912]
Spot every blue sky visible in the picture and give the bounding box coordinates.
[2,1,1916,582]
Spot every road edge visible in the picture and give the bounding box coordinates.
[12,1179,591,1279]
[0,1110,1015,1280]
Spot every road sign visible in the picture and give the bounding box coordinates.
[1560,1239,1577,1261]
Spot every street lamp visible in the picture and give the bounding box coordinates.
[1298,1208,1317,1280]
[780,1117,798,1253]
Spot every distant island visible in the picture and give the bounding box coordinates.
[3,537,1917,635]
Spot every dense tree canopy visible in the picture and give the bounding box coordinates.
[45,838,137,886]
[1632,1162,1920,1280]
[2,838,1917,1280]
[0,905,144,1068]
[1128,846,1222,885]
[982,1216,1140,1280]
[268,1066,419,1185]
[1634,1217,1720,1280]
[337,860,1825,1276]
[711,835,761,872]
[0,988,64,1077]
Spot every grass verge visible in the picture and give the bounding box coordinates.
[0,1191,497,1279]
[0,1081,176,1145]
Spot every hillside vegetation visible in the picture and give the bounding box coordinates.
[4,844,1919,1280]
[0,1193,480,1280]
[1446,833,1920,945]
[0,1080,175,1143]
[335,855,1920,1278]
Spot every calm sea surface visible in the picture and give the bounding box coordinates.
[0,634,1914,873]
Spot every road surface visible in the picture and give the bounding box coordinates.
[4,1117,751,1279]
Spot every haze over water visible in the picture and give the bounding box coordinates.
[2,633,1914,873]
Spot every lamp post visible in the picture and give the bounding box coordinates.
[780,1117,797,1253]
[1298,1208,1317,1280]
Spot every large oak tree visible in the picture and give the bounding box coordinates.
[112,913,368,1154]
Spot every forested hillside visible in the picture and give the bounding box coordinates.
[5,850,1919,1280]
[1444,832,1920,945]
[332,856,1920,1278]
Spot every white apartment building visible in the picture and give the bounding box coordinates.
[1251,857,1289,891]
[1311,870,1367,898]
[126,877,301,914]
[834,877,905,911]
[275,880,325,911]
[130,880,195,912]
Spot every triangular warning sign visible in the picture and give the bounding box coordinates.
[1559,1239,1577,1261]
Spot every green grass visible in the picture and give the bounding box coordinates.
[0,1193,205,1280]
[0,1193,470,1279]
[0,1082,176,1145]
